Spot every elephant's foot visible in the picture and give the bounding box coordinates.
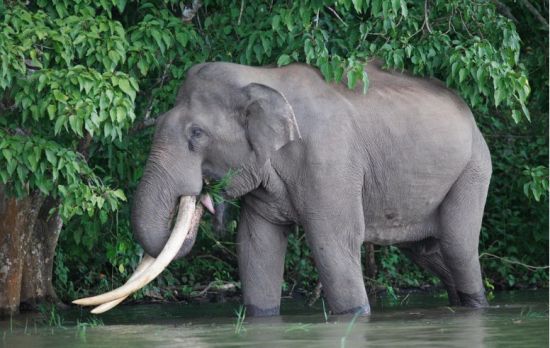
[245,304,280,317]
[334,303,371,316]
[447,287,461,307]
[457,289,489,308]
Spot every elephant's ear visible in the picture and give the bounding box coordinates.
[241,83,301,161]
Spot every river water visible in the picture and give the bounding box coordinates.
[1,290,547,347]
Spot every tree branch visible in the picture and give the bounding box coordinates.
[237,0,245,25]
[130,118,157,134]
[479,252,549,271]
[520,0,549,29]
[491,0,518,23]
[325,6,348,27]
[77,132,93,160]
[423,0,433,34]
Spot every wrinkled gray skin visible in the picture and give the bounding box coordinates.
[132,61,491,316]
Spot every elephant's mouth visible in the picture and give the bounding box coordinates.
[73,192,215,313]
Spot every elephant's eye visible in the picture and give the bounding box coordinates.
[190,126,204,139]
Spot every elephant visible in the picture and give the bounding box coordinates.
[117,60,493,316]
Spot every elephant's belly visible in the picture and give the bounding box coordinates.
[364,214,439,245]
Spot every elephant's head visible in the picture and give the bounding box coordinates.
[132,64,301,259]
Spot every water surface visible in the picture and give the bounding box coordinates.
[1,290,547,347]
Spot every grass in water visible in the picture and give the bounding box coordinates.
[340,310,362,348]
[322,298,329,323]
[519,306,547,319]
[38,304,65,328]
[234,305,246,335]
[285,323,313,333]
[76,317,104,329]
[76,317,103,341]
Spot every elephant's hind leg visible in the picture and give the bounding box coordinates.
[399,238,460,306]
[438,136,491,308]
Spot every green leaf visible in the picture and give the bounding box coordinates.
[511,109,521,123]
[111,189,126,201]
[45,149,57,166]
[494,88,503,107]
[116,106,126,123]
[54,115,67,135]
[175,31,188,47]
[115,0,127,13]
[520,102,531,121]
[458,68,467,83]
[118,79,136,100]
[362,72,370,94]
[69,116,80,134]
[277,54,291,66]
[2,149,12,162]
[391,0,399,13]
[352,0,363,13]
[27,152,38,171]
[400,0,408,17]
[47,104,57,120]
[53,90,68,103]
[347,70,357,89]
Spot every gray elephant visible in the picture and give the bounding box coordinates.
[127,60,491,316]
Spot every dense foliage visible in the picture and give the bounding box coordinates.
[0,0,547,304]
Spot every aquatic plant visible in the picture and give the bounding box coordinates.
[285,323,313,333]
[234,305,246,335]
[340,310,362,348]
[38,304,65,329]
[322,298,329,323]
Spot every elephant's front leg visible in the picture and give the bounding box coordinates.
[237,205,290,316]
[305,215,370,315]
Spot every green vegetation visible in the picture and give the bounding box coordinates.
[37,304,65,328]
[234,305,246,335]
[0,0,547,313]
[340,310,362,348]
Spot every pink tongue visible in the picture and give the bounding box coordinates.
[200,194,215,214]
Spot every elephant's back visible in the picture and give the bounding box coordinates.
[346,62,480,242]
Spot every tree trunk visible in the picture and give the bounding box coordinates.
[0,185,63,317]
[364,242,377,279]
[364,242,378,299]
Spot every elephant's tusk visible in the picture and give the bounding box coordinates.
[89,254,156,314]
[73,196,196,307]
[89,204,204,313]
[200,193,215,214]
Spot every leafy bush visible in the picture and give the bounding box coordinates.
[0,0,546,303]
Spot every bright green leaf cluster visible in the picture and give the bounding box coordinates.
[522,165,549,202]
[0,130,124,220]
[14,66,137,140]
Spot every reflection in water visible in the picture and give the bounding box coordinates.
[0,290,548,348]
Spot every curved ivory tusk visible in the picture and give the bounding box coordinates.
[89,205,204,314]
[89,254,155,314]
[200,193,215,214]
[73,196,196,307]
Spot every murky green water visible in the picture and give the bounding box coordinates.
[1,290,548,347]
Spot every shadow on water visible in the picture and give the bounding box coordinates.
[1,290,548,347]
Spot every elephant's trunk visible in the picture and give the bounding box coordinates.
[131,173,181,258]
[72,144,214,312]
[131,150,206,258]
